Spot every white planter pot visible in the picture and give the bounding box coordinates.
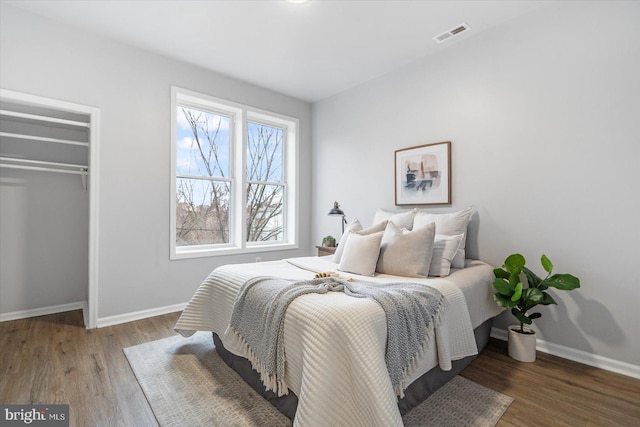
[508,325,537,362]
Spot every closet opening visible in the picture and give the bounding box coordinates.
[0,89,99,328]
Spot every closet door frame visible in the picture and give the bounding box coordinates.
[1,88,100,328]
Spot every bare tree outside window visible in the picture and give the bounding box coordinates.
[175,107,285,247]
[246,121,284,242]
[176,107,231,246]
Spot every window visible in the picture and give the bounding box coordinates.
[170,87,298,259]
[246,121,285,242]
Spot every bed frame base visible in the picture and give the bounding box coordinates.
[213,317,493,420]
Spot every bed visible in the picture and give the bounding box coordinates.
[175,207,503,427]
[175,257,500,426]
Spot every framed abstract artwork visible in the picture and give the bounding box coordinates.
[395,141,451,206]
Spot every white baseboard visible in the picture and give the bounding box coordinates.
[96,302,186,328]
[491,327,640,380]
[490,327,508,341]
[0,301,87,323]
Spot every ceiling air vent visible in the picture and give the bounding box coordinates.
[433,23,470,44]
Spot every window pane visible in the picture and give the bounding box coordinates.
[246,183,284,242]
[247,122,283,182]
[176,106,230,177]
[176,178,230,246]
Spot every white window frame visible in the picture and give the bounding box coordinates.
[170,86,298,260]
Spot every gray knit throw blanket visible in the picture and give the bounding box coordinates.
[226,276,445,397]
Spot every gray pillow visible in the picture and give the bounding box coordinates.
[376,222,435,278]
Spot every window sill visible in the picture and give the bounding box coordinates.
[170,243,298,260]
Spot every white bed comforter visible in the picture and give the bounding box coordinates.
[174,256,502,427]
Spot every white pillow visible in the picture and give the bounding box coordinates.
[414,207,473,268]
[372,208,417,230]
[332,218,362,263]
[332,219,387,263]
[429,233,464,277]
[376,222,435,278]
[338,230,385,276]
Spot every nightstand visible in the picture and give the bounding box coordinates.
[316,246,336,257]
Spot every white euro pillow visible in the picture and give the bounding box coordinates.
[338,230,385,277]
[414,207,473,268]
[376,222,435,278]
[372,208,417,230]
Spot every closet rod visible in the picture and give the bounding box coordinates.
[0,163,88,176]
[0,157,88,190]
[0,132,89,147]
[0,109,90,128]
[0,157,88,175]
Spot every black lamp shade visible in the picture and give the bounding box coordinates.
[328,201,345,216]
[328,207,344,215]
[328,208,345,216]
[328,201,347,233]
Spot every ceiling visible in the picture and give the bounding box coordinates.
[3,0,551,102]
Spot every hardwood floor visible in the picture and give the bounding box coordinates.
[461,339,640,427]
[1,310,638,426]
[0,310,178,427]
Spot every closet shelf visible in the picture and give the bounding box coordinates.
[0,109,90,128]
[0,131,89,147]
[0,157,89,190]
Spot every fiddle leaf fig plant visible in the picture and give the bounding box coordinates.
[493,254,580,334]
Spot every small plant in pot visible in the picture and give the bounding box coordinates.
[492,253,580,362]
[322,235,336,247]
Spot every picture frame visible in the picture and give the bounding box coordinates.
[395,141,451,206]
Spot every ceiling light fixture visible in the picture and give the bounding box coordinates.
[433,23,471,44]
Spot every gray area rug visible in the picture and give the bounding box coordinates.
[124,333,513,427]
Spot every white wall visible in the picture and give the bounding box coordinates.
[0,5,313,320]
[313,1,640,367]
[0,168,89,314]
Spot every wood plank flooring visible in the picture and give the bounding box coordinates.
[1,310,638,426]
[461,339,640,427]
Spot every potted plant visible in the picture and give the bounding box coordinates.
[322,235,336,247]
[492,253,580,362]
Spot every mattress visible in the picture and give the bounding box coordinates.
[175,256,502,427]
